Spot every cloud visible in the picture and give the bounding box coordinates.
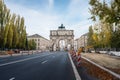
[5,1,61,39]
[68,0,90,19]
[48,0,54,9]
[66,20,92,38]
[4,0,93,39]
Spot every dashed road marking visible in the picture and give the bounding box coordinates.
[0,53,54,67]
[41,60,48,64]
[9,77,15,80]
[0,56,41,67]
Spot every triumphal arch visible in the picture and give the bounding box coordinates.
[50,24,74,51]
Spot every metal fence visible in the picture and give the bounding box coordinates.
[95,48,120,51]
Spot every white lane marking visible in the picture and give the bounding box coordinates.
[68,53,81,80]
[0,53,54,67]
[9,77,15,80]
[41,60,48,64]
[82,56,120,79]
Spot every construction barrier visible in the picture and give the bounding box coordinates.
[76,54,81,67]
[6,50,14,56]
[69,50,81,67]
[72,51,77,61]
[69,48,83,67]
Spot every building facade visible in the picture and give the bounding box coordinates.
[27,34,50,51]
[74,39,78,51]
[75,33,88,50]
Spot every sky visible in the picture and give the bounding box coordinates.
[4,0,93,39]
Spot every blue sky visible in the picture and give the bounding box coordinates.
[4,0,93,39]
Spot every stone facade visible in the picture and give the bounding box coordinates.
[50,24,74,51]
[75,33,88,50]
[27,34,50,51]
[74,39,79,51]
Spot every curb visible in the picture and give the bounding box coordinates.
[68,53,81,80]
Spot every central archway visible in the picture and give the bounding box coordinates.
[59,40,65,51]
[67,44,71,51]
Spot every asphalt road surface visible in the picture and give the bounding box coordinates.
[0,52,76,80]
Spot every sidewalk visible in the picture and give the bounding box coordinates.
[0,50,39,58]
[0,53,29,58]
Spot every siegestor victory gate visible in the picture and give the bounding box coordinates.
[50,24,74,51]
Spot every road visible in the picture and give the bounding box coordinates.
[0,52,76,80]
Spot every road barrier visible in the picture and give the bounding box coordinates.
[69,50,81,67]
[76,54,81,67]
[72,51,77,61]
[20,50,41,55]
[6,51,14,56]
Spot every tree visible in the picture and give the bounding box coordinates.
[0,0,10,49]
[15,15,21,48]
[102,23,112,48]
[12,14,19,48]
[31,40,36,50]
[88,22,113,49]
[28,40,36,50]
[111,26,120,48]
[7,24,13,48]
[88,26,94,46]
[89,0,120,25]
[3,23,9,48]
[92,32,99,48]
[0,0,27,50]
[89,0,120,49]
[22,28,27,49]
[19,17,27,49]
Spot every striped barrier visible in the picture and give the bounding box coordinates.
[72,53,77,61]
[76,54,81,67]
[69,50,81,67]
